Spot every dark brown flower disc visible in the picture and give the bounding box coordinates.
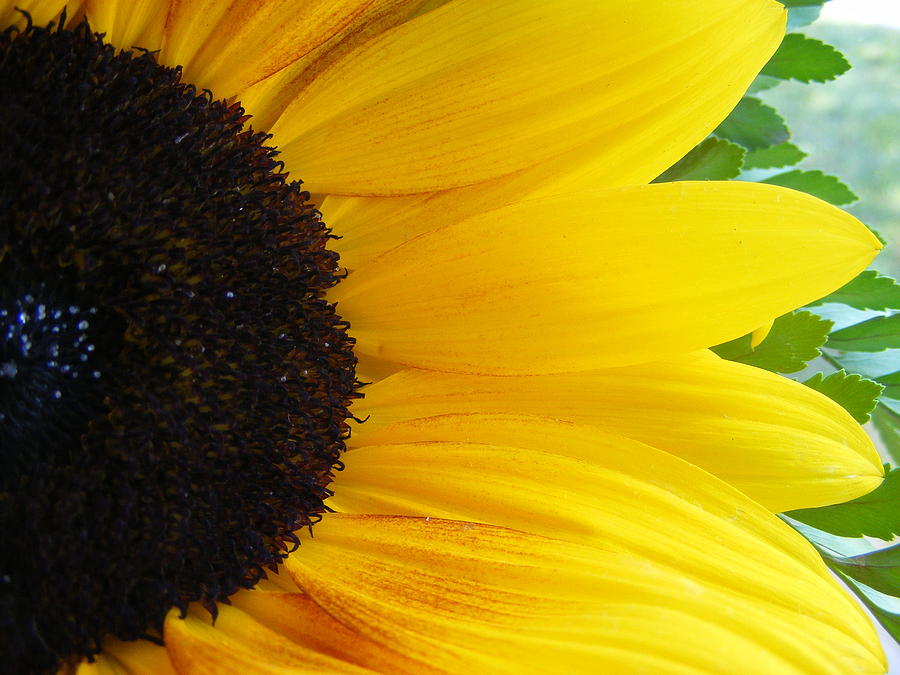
[0,15,358,673]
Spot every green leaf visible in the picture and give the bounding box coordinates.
[825,349,900,379]
[840,574,900,644]
[714,97,789,151]
[652,138,745,182]
[829,314,900,352]
[809,271,900,311]
[787,467,900,540]
[881,397,900,416]
[743,142,807,169]
[746,74,781,94]
[832,570,900,647]
[711,311,832,373]
[803,370,883,423]
[820,543,900,648]
[761,34,850,83]
[869,609,900,651]
[761,169,857,205]
[877,372,900,400]
[812,303,880,333]
[839,579,900,647]
[829,544,900,596]
[873,405,900,465]
[776,0,824,6]
[787,7,822,29]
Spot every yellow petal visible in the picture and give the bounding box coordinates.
[273,0,784,195]
[281,514,883,674]
[355,351,405,383]
[253,567,302,593]
[83,0,169,52]
[238,0,429,132]
[102,638,177,675]
[323,3,794,271]
[163,604,373,674]
[71,653,130,675]
[409,0,450,15]
[353,351,882,512]
[0,0,70,28]
[332,182,880,374]
[231,591,432,675]
[751,318,775,348]
[162,0,376,98]
[323,4,795,271]
[331,416,844,596]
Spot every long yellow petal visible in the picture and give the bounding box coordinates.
[326,416,883,668]
[163,604,373,674]
[322,0,793,272]
[237,0,430,132]
[272,0,784,195]
[332,182,880,374]
[279,514,883,674]
[322,0,793,271]
[353,351,882,512]
[72,654,130,675]
[82,0,169,52]
[330,416,849,606]
[162,0,376,98]
[102,639,177,675]
[230,592,435,675]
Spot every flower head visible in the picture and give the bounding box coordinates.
[0,1,887,673]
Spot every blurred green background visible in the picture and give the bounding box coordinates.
[759,19,899,277]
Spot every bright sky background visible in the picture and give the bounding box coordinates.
[821,0,900,27]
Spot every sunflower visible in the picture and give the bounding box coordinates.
[0,0,887,673]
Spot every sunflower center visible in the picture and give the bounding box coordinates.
[0,270,125,478]
[0,15,358,673]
